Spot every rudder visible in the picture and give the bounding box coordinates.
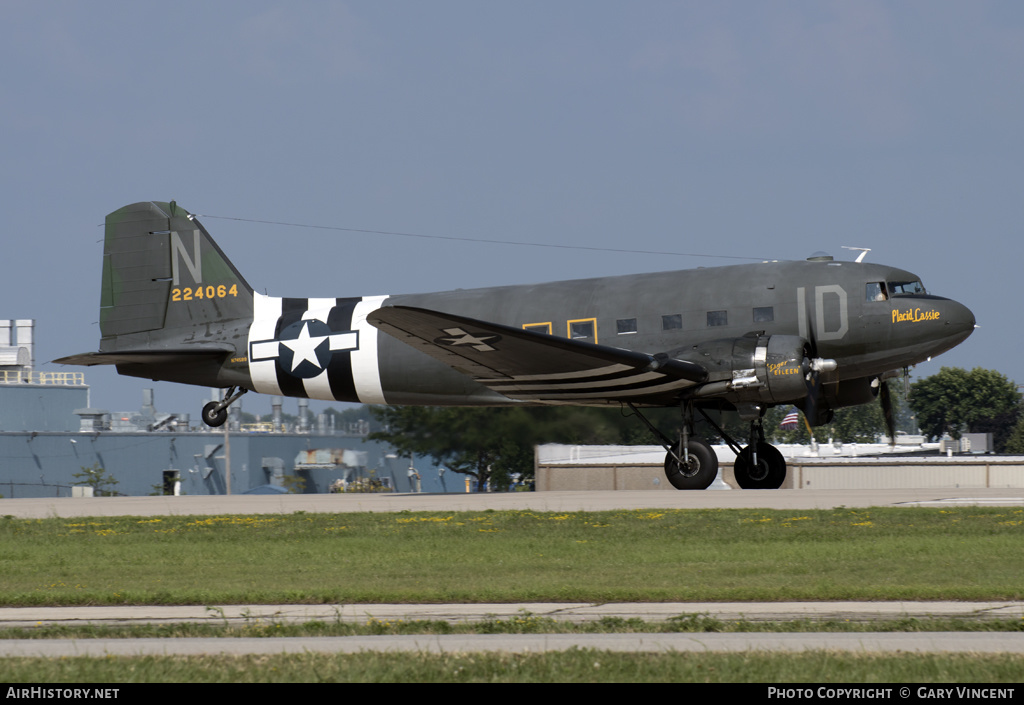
[100,201,254,347]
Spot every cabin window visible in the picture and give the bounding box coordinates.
[523,322,553,335]
[662,314,682,330]
[707,310,728,327]
[753,306,774,323]
[888,280,925,296]
[866,282,888,301]
[617,318,638,335]
[568,318,597,342]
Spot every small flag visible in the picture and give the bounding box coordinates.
[780,408,800,430]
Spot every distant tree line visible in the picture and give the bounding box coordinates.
[369,405,678,491]
[910,367,1022,452]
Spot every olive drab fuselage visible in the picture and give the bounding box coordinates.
[58,201,976,490]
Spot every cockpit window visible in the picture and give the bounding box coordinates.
[866,282,888,302]
[888,280,926,296]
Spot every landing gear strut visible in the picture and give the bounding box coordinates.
[732,416,787,489]
[627,402,788,490]
[628,402,718,490]
[201,386,248,428]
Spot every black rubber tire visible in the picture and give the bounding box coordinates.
[664,439,718,490]
[202,401,228,428]
[734,442,786,489]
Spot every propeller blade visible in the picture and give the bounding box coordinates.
[804,371,820,425]
[803,357,837,426]
[880,381,896,445]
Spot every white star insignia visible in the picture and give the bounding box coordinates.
[439,327,499,352]
[281,321,328,371]
[249,319,359,377]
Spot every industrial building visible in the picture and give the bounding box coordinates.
[0,319,450,498]
[536,444,1024,491]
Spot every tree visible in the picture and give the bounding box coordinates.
[370,405,659,490]
[281,474,307,494]
[370,407,524,490]
[829,380,910,443]
[909,367,1022,451]
[72,463,120,497]
[372,388,915,491]
[1003,416,1024,454]
[370,382,921,490]
[763,380,908,445]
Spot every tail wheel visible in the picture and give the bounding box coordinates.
[734,442,786,489]
[202,401,228,428]
[201,386,248,428]
[664,439,718,490]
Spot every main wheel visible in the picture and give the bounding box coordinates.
[202,401,228,428]
[734,442,786,489]
[664,438,718,490]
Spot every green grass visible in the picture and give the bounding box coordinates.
[4,614,1024,641]
[3,652,1023,683]
[3,507,1023,683]
[1,506,1022,605]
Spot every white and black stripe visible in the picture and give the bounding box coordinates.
[248,293,389,404]
[479,363,699,402]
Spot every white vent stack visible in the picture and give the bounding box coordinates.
[0,319,34,378]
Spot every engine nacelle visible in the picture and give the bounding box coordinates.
[731,334,811,403]
[682,334,836,406]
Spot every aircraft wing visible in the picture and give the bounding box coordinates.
[368,305,707,405]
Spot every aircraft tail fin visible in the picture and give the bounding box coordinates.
[98,201,254,348]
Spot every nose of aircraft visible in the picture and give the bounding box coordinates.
[937,297,976,351]
[886,295,975,367]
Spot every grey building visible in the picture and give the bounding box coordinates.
[0,320,449,497]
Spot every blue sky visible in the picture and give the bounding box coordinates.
[2,1,1022,419]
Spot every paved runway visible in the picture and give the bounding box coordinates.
[2,602,1024,656]
[3,601,1023,628]
[3,601,1024,656]
[3,487,1024,518]
[4,632,1024,657]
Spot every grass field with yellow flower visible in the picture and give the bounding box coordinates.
[2,507,1021,606]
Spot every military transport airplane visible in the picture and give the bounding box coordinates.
[57,201,976,490]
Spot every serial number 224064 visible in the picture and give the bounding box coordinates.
[171,284,239,302]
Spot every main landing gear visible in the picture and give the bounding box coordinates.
[663,405,718,490]
[201,386,249,428]
[663,438,717,490]
[629,402,717,490]
[732,416,786,489]
[627,402,787,490]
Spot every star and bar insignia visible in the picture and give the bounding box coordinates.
[250,319,359,378]
[433,327,501,352]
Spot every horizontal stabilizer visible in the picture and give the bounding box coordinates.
[54,345,234,367]
[368,305,706,405]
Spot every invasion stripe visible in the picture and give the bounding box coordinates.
[477,363,633,383]
[299,298,340,401]
[324,298,360,402]
[506,377,696,401]
[481,364,652,388]
[273,298,313,399]
[249,293,284,396]
[352,295,390,405]
[486,370,666,393]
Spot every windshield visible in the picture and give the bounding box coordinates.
[888,280,926,296]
